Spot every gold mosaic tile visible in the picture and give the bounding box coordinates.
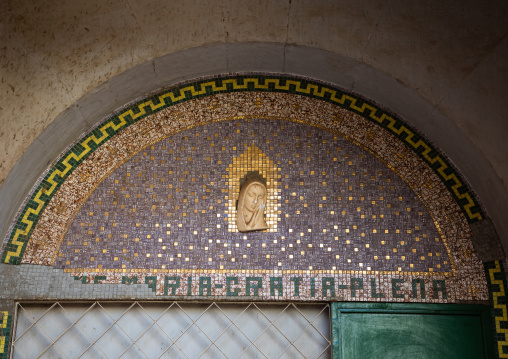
[12,90,486,302]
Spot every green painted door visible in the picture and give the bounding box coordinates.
[332,303,493,359]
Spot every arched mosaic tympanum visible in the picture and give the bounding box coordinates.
[1,75,487,302]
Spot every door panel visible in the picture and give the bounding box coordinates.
[341,313,483,358]
[332,303,493,359]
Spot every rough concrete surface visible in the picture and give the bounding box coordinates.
[1,0,508,251]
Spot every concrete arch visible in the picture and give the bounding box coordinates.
[0,42,506,253]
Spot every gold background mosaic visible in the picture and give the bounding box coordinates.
[16,91,486,302]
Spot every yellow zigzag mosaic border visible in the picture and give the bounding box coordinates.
[1,75,483,264]
[0,311,10,358]
[489,261,508,358]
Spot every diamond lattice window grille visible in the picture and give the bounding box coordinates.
[12,302,331,359]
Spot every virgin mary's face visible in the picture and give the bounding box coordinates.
[244,184,265,212]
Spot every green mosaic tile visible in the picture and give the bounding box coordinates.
[1,74,484,266]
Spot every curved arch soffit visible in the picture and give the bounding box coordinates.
[0,74,488,302]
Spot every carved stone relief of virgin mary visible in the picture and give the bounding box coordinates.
[237,179,269,232]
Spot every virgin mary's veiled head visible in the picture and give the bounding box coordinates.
[237,179,269,232]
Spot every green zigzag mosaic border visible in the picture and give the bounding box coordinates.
[486,260,508,358]
[1,74,484,264]
[0,311,11,359]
